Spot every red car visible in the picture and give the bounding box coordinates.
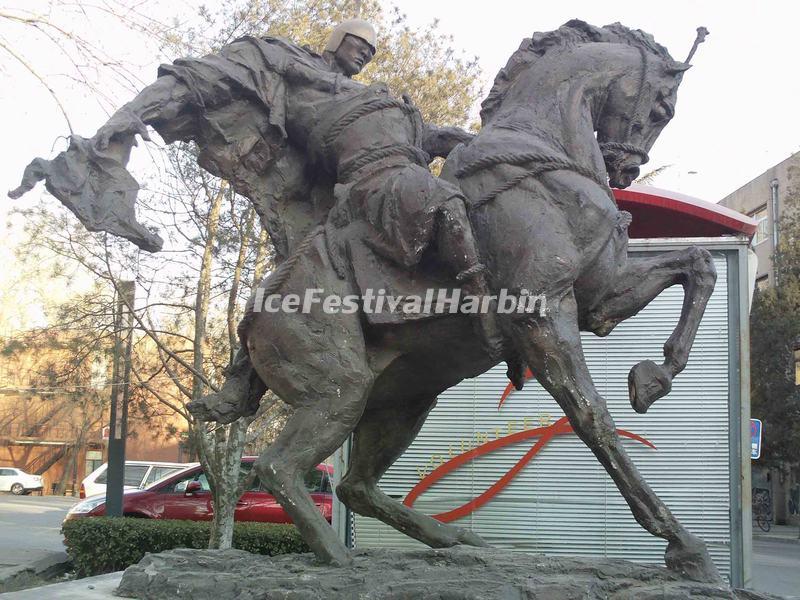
[65,458,333,523]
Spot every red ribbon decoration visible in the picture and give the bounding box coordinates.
[403,372,656,523]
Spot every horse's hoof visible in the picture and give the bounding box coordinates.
[187,393,246,424]
[313,548,353,567]
[628,360,672,413]
[456,528,491,548]
[665,536,721,583]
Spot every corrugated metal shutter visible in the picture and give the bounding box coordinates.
[352,253,731,579]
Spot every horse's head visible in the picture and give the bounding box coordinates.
[479,21,706,189]
[593,24,706,188]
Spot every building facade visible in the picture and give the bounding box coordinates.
[0,332,186,495]
[720,153,800,528]
[719,151,800,289]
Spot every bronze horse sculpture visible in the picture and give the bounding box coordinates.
[11,20,719,582]
[241,21,718,580]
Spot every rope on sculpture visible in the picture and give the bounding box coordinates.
[261,226,323,296]
[324,98,416,152]
[456,151,611,208]
[237,225,324,342]
[339,144,429,181]
[597,48,650,165]
[598,141,650,163]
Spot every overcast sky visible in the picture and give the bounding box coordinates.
[2,0,799,267]
[397,0,800,201]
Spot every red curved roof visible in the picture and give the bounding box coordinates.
[613,184,757,239]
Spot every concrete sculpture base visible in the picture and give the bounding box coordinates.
[116,546,778,600]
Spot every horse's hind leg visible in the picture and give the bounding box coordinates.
[583,246,716,413]
[249,357,372,565]
[515,290,720,582]
[337,397,488,548]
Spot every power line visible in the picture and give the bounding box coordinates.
[0,372,200,393]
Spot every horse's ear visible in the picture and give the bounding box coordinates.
[665,61,691,76]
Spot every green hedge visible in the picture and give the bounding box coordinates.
[62,517,309,577]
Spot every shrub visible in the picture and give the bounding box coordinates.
[62,518,308,577]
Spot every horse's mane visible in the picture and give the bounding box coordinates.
[480,20,678,124]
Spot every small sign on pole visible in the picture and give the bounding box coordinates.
[750,419,762,459]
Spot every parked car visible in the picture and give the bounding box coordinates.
[0,467,44,495]
[65,458,333,523]
[80,460,193,499]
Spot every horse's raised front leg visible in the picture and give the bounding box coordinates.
[514,290,720,582]
[338,395,488,549]
[582,246,716,413]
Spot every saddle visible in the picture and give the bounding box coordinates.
[347,236,462,326]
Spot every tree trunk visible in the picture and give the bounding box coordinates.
[204,416,251,549]
[190,181,226,547]
[193,181,225,402]
[217,418,249,549]
[55,417,90,496]
[251,226,271,293]
[227,206,255,363]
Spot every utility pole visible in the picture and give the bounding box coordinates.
[105,280,135,517]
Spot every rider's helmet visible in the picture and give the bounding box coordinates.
[325,19,377,54]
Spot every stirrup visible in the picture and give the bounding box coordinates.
[456,262,486,282]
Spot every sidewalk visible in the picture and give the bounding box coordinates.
[0,572,122,599]
[753,523,800,545]
[0,495,77,594]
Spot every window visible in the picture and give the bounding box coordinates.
[237,465,330,494]
[794,348,800,386]
[303,468,331,493]
[95,464,149,487]
[163,471,210,494]
[756,275,770,291]
[749,205,769,245]
[85,459,103,476]
[123,465,150,487]
[238,462,262,491]
[144,466,184,487]
[90,356,108,390]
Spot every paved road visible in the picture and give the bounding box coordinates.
[0,494,77,581]
[751,538,800,599]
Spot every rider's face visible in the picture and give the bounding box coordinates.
[333,35,375,77]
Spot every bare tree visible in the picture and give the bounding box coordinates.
[8,0,484,547]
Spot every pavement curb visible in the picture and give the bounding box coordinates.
[0,572,122,599]
[0,551,72,594]
[753,534,800,546]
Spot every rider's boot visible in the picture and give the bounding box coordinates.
[187,348,267,424]
[437,195,505,360]
[457,265,504,360]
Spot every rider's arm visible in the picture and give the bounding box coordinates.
[422,124,475,159]
[92,75,192,151]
